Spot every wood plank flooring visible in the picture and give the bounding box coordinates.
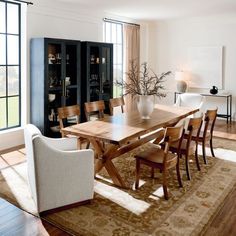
[0,198,71,236]
[0,119,235,236]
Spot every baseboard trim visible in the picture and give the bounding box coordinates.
[0,144,25,155]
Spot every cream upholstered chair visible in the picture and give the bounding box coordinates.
[175,93,206,116]
[24,124,94,214]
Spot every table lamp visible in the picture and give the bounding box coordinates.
[175,71,187,93]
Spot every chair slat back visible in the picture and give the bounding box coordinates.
[188,116,203,136]
[109,97,125,115]
[84,100,105,121]
[163,126,184,153]
[203,108,218,136]
[184,116,203,150]
[57,105,80,135]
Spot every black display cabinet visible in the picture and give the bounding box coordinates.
[81,41,113,119]
[30,38,81,137]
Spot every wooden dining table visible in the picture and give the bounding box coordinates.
[62,104,199,188]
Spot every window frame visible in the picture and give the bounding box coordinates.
[103,20,123,98]
[0,0,21,131]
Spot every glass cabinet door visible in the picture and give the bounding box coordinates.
[101,46,112,101]
[47,42,62,131]
[89,46,100,102]
[65,43,78,106]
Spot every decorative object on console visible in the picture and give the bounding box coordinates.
[48,94,56,102]
[175,71,187,93]
[210,86,218,95]
[115,60,171,119]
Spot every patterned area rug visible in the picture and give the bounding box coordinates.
[0,137,236,236]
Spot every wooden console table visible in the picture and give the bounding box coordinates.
[174,92,232,123]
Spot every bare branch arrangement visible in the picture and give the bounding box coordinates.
[116,60,171,98]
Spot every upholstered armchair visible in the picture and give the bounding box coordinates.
[175,93,206,116]
[24,124,94,214]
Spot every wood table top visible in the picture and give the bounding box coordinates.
[62,104,198,145]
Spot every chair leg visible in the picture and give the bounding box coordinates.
[135,159,140,189]
[202,140,208,164]
[210,138,215,157]
[77,139,82,149]
[185,153,191,180]
[151,167,155,178]
[176,156,183,187]
[86,141,90,149]
[162,170,169,200]
[195,142,201,171]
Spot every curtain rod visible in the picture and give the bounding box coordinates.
[103,18,140,27]
[6,0,33,5]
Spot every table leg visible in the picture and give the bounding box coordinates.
[227,96,229,124]
[90,138,127,188]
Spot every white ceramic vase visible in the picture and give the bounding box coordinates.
[137,95,154,119]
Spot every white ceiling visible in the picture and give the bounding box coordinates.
[55,0,236,20]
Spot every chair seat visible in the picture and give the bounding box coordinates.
[169,139,196,155]
[192,131,211,141]
[135,144,177,164]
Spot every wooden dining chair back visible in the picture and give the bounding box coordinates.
[191,108,218,164]
[135,125,184,200]
[58,105,80,137]
[169,116,203,180]
[109,97,125,115]
[58,105,89,149]
[84,100,105,121]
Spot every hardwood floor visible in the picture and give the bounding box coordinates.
[0,119,235,236]
[202,119,236,235]
[0,198,72,236]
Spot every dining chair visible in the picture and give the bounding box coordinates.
[84,100,105,121]
[134,125,184,200]
[190,108,218,164]
[58,104,89,149]
[109,97,125,116]
[168,116,203,180]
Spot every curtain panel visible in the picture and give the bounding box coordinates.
[123,24,140,111]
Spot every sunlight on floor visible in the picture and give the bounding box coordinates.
[214,131,236,141]
[198,145,236,163]
[0,162,37,213]
[149,186,163,201]
[94,180,150,215]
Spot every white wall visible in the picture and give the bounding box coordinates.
[148,14,236,120]
[0,1,147,151]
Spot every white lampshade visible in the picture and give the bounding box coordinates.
[175,71,186,81]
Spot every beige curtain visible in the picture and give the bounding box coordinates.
[123,24,140,112]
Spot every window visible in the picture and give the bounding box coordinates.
[104,20,123,97]
[0,0,21,130]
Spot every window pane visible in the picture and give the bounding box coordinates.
[117,24,122,44]
[111,24,117,44]
[0,2,6,33]
[7,35,19,65]
[0,98,6,129]
[0,66,6,97]
[117,45,122,64]
[0,35,6,64]
[105,22,111,43]
[7,3,19,34]
[8,66,19,96]
[8,96,19,127]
